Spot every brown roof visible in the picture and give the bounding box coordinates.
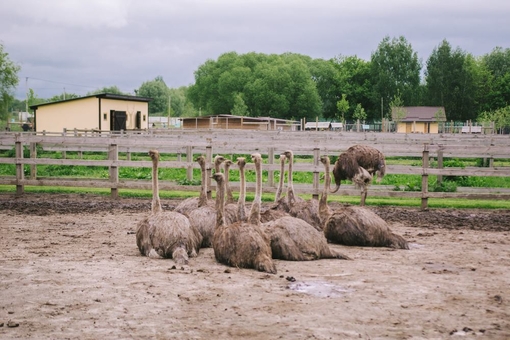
[392,106,446,122]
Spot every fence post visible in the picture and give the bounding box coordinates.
[267,147,275,187]
[421,143,429,210]
[30,142,37,180]
[109,143,119,199]
[15,135,24,195]
[312,147,320,200]
[205,145,212,200]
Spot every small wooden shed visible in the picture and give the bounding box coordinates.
[392,106,446,134]
[30,93,152,133]
[180,114,299,131]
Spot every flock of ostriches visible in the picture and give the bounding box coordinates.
[136,145,409,274]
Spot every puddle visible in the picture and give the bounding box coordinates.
[288,280,352,298]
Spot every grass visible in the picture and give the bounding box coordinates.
[1,185,509,210]
[1,150,509,209]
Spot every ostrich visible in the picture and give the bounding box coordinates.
[260,153,289,223]
[281,150,322,230]
[330,144,386,206]
[174,155,225,215]
[320,155,408,249]
[211,153,276,274]
[136,150,203,264]
[222,158,248,224]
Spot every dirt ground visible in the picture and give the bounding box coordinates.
[0,194,509,340]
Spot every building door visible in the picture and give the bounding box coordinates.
[110,110,127,131]
[135,111,141,129]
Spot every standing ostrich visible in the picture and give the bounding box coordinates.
[281,150,322,230]
[136,150,203,264]
[320,155,408,249]
[174,155,225,215]
[330,144,386,206]
[212,153,277,274]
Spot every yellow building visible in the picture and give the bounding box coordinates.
[30,93,151,133]
[392,106,446,133]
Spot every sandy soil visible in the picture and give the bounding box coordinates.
[0,194,509,339]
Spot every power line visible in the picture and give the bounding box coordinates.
[21,76,97,89]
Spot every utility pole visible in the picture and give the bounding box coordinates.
[25,77,29,114]
[167,95,171,128]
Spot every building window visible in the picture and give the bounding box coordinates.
[143,115,146,121]
[103,113,107,120]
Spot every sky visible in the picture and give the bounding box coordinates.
[2,0,509,101]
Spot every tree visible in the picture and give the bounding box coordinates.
[332,55,374,120]
[352,103,367,122]
[336,94,349,122]
[480,47,510,112]
[188,52,321,120]
[137,76,169,114]
[478,105,510,134]
[389,90,406,125]
[231,92,248,116]
[0,44,21,120]
[371,36,421,119]
[424,39,480,121]
[87,86,127,95]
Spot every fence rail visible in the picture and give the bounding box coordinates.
[1,131,509,209]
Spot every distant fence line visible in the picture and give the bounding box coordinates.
[0,130,509,209]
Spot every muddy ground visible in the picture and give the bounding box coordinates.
[0,194,509,339]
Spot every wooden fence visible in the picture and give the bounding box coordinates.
[0,130,509,209]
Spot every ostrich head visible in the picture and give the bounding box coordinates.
[148,149,160,161]
[195,155,206,167]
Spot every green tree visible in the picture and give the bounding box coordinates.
[371,36,421,119]
[336,94,349,122]
[189,52,321,120]
[87,86,127,95]
[332,55,374,120]
[424,39,480,121]
[0,44,21,120]
[478,105,510,134]
[389,90,406,124]
[352,103,367,122]
[231,92,248,116]
[480,47,510,111]
[137,76,169,114]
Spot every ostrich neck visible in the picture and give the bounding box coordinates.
[152,157,162,213]
[238,163,246,213]
[225,164,234,204]
[248,159,262,225]
[275,156,285,202]
[287,154,296,203]
[319,159,332,222]
[215,177,226,228]
[198,161,207,206]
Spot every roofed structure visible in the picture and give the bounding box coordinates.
[179,114,299,131]
[392,106,446,134]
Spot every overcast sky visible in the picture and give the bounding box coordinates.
[2,0,509,100]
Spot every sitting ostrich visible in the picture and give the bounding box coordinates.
[212,153,276,274]
[136,150,203,264]
[174,155,225,215]
[260,153,289,223]
[330,144,386,206]
[280,150,322,230]
[320,154,408,249]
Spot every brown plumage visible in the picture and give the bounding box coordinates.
[331,144,386,206]
[320,155,408,249]
[174,155,224,215]
[136,150,203,264]
[212,153,276,274]
[281,150,322,230]
[260,154,289,223]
